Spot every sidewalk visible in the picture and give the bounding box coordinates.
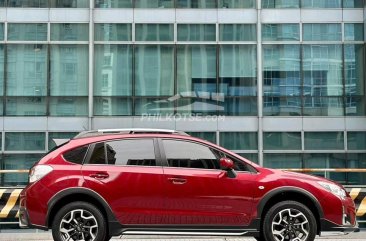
[0,231,364,241]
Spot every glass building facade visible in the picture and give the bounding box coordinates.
[0,0,365,188]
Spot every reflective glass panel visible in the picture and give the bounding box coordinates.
[135,0,174,8]
[177,0,216,8]
[51,23,89,41]
[48,132,78,150]
[6,97,46,116]
[262,0,300,8]
[49,97,88,116]
[94,97,132,116]
[176,97,219,115]
[347,132,366,150]
[0,23,3,40]
[263,96,302,116]
[346,96,366,116]
[264,132,301,150]
[344,23,364,41]
[178,24,216,41]
[219,45,257,96]
[177,45,216,95]
[263,154,302,168]
[301,0,341,8]
[8,23,47,41]
[136,24,173,41]
[263,45,301,97]
[135,97,174,115]
[221,97,258,116]
[2,154,44,186]
[135,45,174,96]
[186,132,217,143]
[5,132,45,151]
[218,0,256,8]
[303,24,341,41]
[0,45,3,96]
[345,44,364,96]
[7,44,47,96]
[50,0,89,7]
[343,0,364,7]
[95,0,132,8]
[302,45,343,96]
[94,45,132,96]
[304,132,344,150]
[303,97,344,116]
[220,132,258,150]
[94,23,131,41]
[0,0,4,6]
[219,24,256,41]
[6,0,48,7]
[262,24,300,41]
[347,153,366,185]
[50,45,89,96]
[303,153,346,183]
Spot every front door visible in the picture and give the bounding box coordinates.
[161,139,256,227]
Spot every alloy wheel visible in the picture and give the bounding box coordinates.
[271,208,310,241]
[59,209,98,241]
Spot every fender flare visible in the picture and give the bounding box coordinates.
[46,187,119,227]
[257,186,324,218]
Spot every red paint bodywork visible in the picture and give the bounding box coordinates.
[20,133,357,232]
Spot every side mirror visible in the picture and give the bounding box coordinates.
[219,157,237,178]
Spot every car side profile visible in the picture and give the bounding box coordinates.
[19,129,359,241]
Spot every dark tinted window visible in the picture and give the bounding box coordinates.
[163,139,254,172]
[63,145,88,164]
[163,140,220,169]
[89,143,106,164]
[105,139,156,166]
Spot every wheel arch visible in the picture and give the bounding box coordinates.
[46,187,120,234]
[257,186,324,235]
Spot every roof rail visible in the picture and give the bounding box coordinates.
[73,128,189,139]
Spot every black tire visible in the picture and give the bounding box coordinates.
[263,201,317,241]
[52,201,107,241]
[103,235,112,241]
[255,236,266,241]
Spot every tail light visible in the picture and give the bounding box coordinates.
[29,165,53,183]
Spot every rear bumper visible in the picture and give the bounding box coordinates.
[320,218,360,236]
[18,207,48,230]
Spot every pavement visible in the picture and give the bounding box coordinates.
[0,231,364,241]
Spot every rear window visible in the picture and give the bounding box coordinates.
[63,145,88,164]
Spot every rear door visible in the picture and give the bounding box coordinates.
[81,138,165,225]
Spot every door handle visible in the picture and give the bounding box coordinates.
[168,177,187,185]
[90,172,109,179]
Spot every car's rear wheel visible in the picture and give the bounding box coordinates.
[263,201,316,241]
[52,201,107,241]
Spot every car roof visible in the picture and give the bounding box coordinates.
[73,128,189,139]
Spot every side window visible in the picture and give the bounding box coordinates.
[89,143,106,164]
[105,139,156,166]
[163,140,220,169]
[63,145,88,164]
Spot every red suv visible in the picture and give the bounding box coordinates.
[19,129,359,241]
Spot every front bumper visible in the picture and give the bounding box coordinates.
[320,218,360,236]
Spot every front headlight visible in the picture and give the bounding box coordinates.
[318,181,346,200]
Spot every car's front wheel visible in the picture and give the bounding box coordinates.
[52,201,107,241]
[263,201,317,241]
